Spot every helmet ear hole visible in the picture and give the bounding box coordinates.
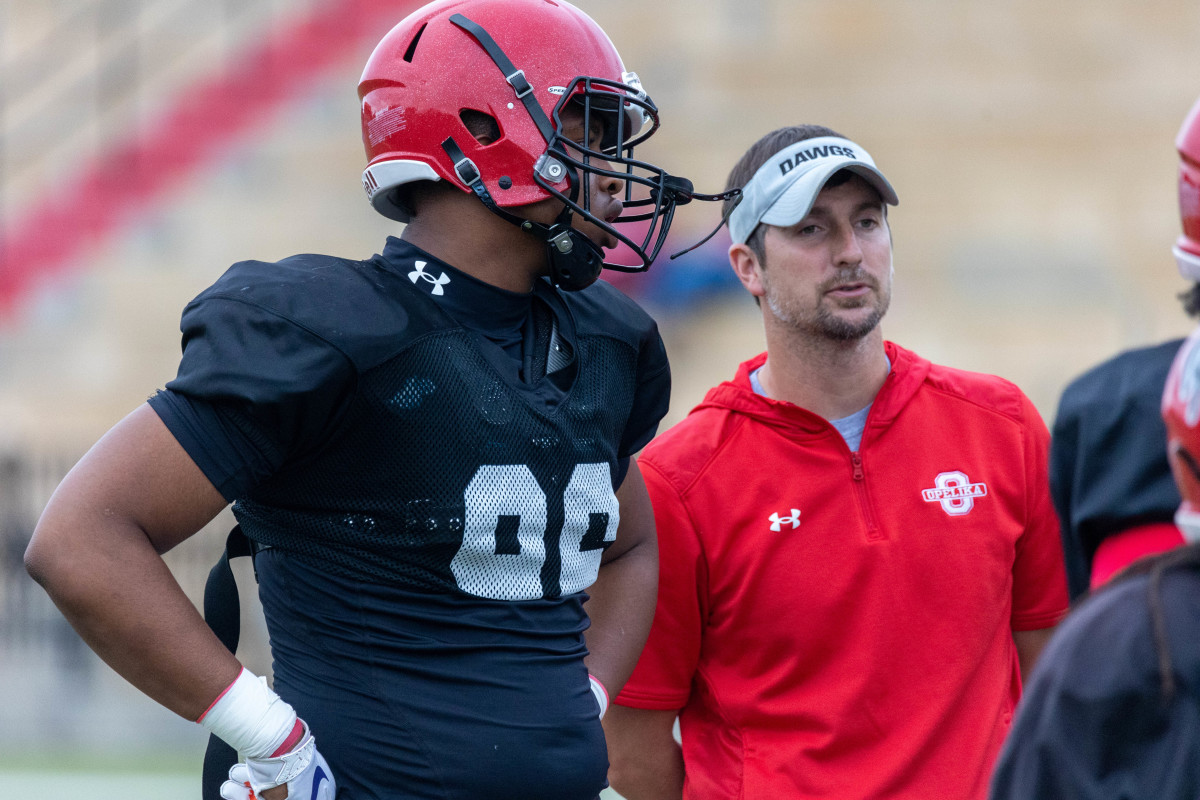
[460,109,502,145]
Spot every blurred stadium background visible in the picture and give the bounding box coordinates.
[2,0,1198,795]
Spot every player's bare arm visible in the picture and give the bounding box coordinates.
[26,404,331,800]
[583,457,659,704]
[604,705,684,800]
[24,403,238,718]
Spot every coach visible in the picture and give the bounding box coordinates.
[604,125,1069,800]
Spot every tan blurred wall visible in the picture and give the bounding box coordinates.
[599,0,1200,427]
[3,0,1199,450]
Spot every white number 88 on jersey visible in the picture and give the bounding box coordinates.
[451,463,619,600]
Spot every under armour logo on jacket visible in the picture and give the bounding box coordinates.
[408,261,450,295]
[769,508,801,531]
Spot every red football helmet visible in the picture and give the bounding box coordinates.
[359,0,706,289]
[1163,325,1200,542]
[1175,95,1200,280]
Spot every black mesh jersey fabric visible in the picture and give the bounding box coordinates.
[155,238,669,601]
[236,327,636,599]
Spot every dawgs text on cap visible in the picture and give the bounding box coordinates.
[728,136,899,245]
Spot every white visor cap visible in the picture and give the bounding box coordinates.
[728,136,899,245]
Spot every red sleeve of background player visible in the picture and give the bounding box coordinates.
[1011,393,1071,630]
[614,456,707,710]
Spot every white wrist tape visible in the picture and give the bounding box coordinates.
[198,668,297,759]
[589,674,609,719]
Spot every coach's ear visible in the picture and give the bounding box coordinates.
[729,241,766,300]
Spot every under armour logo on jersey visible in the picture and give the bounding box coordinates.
[921,471,988,516]
[408,261,450,295]
[768,508,801,531]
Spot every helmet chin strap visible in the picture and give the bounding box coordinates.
[442,136,604,291]
[532,214,605,292]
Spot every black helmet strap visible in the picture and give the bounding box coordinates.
[448,14,555,143]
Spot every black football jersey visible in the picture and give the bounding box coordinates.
[151,237,669,599]
[991,562,1200,799]
[1050,339,1184,598]
[152,238,670,799]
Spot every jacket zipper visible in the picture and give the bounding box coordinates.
[851,452,883,540]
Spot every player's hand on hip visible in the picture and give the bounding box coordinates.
[219,723,336,800]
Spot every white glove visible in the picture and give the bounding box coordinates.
[219,723,336,800]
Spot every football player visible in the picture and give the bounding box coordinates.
[990,91,1200,800]
[1049,95,1200,598]
[24,1,721,798]
[989,325,1200,799]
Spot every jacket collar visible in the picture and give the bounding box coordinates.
[695,342,930,438]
